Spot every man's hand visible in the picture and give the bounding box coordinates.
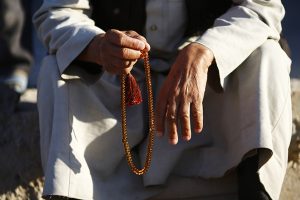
[155,43,214,145]
[78,29,150,74]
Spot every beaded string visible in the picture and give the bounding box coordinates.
[120,51,155,175]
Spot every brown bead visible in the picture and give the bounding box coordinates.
[120,51,155,175]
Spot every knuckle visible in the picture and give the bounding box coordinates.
[194,96,202,104]
[105,29,112,38]
[192,109,201,119]
[179,112,189,121]
[166,113,176,121]
[124,60,132,67]
[121,48,140,59]
[107,30,122,44]
[126,30,138,35]
[191,103,202,114]
[106,29,116,39]
[139,35,146,41]
[121,48,130,57]
[116,35,124,45]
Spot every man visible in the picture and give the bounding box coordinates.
[33,0,292,199]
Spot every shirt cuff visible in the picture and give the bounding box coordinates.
[56,26,104,78]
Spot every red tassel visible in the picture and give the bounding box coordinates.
[125,73,143,106]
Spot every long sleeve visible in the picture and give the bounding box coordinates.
[33,0,104,76]
[195,0,285,88]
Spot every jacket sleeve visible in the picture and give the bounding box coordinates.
[195,0,285,88]
[33,0,104,76]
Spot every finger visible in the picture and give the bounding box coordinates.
[106,29,146,50]
[125,31,151,51]
[155,88,168,137]
[108,45,142,60]
[166,96,179,145]
[179,96,191,141]
[191,101,203,133]
[108,55,135,68]
[105,58,135,74]
[123,65,134,75]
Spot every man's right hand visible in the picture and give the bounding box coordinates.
[78,29,150,75]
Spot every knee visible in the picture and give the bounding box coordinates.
[251,40,291,75]
[240,40,291,87]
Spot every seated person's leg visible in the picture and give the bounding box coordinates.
[238,154,271,200]
[236,39,291,200]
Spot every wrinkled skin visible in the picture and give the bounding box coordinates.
[155,43,214,145]
[78,30,214,145]
[78,29,150,74]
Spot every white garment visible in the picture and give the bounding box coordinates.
[33,0,292,199]
[145,0,187,52]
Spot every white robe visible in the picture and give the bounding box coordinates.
[33,0,292,199]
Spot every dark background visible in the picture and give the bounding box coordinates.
[282,0,300,78]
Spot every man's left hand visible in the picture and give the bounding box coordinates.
[155,43,214,145]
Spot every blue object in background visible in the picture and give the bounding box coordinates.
[29,0,45,87]
[282,0,300,78]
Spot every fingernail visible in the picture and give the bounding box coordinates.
[146,43,151,51]
[183,135,191,141]
[169,138,178,145]
[194,129,202,134]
